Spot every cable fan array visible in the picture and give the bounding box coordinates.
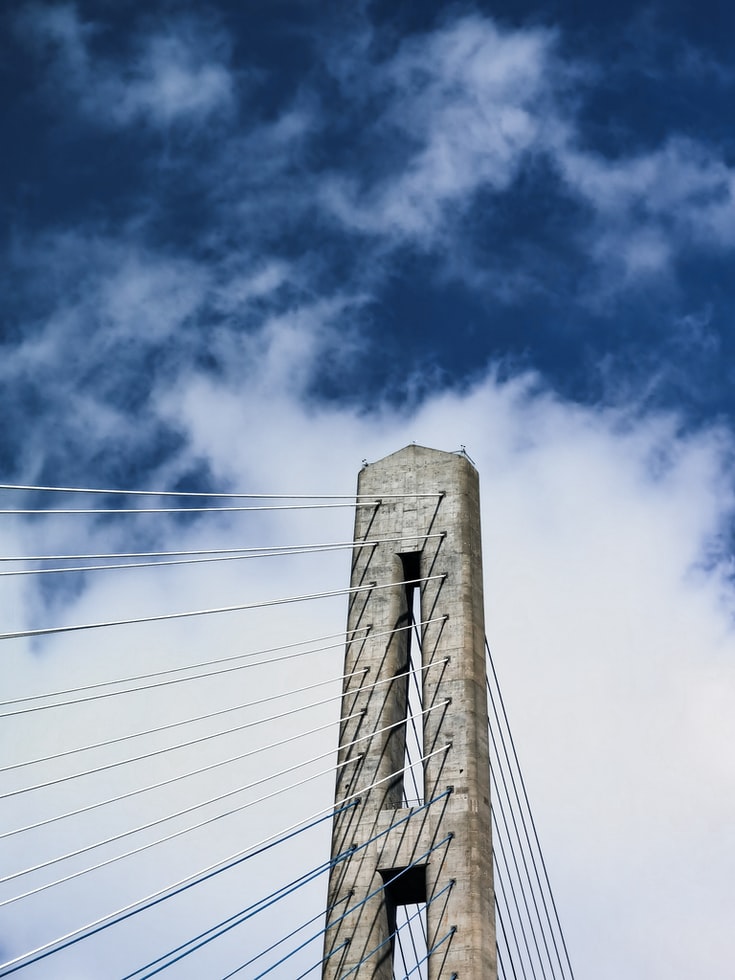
[0,481,573,979]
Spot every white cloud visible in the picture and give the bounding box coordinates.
[4,9,735,976]
[320,13,735,294]
[125,361,735,977]
[558,137,735,286]
[2,252,735,975]
[15,3,234,127]
[109,30,234,127]
[322,16,559,239]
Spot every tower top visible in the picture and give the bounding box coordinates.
[364,444,478,472]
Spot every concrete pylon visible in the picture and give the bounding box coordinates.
[322,445,496,979]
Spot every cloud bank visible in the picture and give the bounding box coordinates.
[2,4,735,977]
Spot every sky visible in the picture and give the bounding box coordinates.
[1,0,735,977]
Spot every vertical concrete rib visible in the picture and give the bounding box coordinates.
[322,445,496,980]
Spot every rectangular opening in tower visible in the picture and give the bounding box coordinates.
[400,551,425,808]
[381,866,429,979]
[393,903,428,979]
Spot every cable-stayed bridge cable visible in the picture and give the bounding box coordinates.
[0,502,382,515]
[1,647,363,718]
[0,750,362,908]
[0,482,442,499]
[1,699,450,905]
[3,695,450,894]
[394,929,411,980]
[4,656,447,798]
[2,665,369,797]
[336,880,454,980]
[1,709,363,839]
[0,800,359,978]
[135,855,344,980]
[0,616,446,715]
[298,941,351,980]
[0,574,444,641]
[313,832,453,980]
[215,895,351,980]
[133,793,454,980]
[400,926,457,980]
[0,762,452,976]
[493,818,532,980]
[0,534,445,576]
[1,681,354,782]
[488,691,557,976]
[486,638,575,980]
[489,761,549,978]
[495,889,519,980]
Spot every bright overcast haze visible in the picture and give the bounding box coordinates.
[2,1,735,978]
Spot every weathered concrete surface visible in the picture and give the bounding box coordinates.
[322,445,496,980]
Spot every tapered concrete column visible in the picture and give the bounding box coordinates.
[322,446,496,979]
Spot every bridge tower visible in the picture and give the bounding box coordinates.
[322,445,496,979]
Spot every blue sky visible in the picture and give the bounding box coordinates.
[4,0,735,485]
[2,2,735,978]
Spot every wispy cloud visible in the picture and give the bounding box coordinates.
[314,13,735,301]
[321,16,563,240]
[15,2,234,127]
[560,136,735,284]
[3,8,735,975]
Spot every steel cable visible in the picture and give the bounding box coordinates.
[2,666,369,798]
[4,656,448,799]
[0,502,381,515]
[137,794,453,980]
[1,709,363,839]
[0,534,444,576]
[486,638,575,979]
[0,763,451,976]
[336,881,454,979]
[0,616,446,715]
[0,752,362,909]
[2,700,450,903]
[0,575,444,641]
[0,482,442,499]
[0,801,359,978]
